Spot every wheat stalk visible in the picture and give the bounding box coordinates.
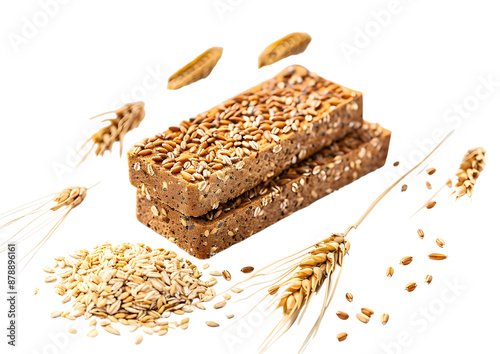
[454,147,486,199]
[232,131,454,353]
[79,102,145,164]
[0,185,92,268]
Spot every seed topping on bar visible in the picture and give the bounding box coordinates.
[141,122,383,222]
[131,66,358,184]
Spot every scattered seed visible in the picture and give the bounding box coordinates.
[386,267,394,277]
[425,275,433,284]
[226,314,234,319]
[50,311,63,318]
[43,266,55,273]
[337,332,348,342]
[446,179,453,188]
[34,288,39,295]
[68,328,77,334]
[222,270,231,281]
[393,161,400,167]
[223,294,231,301]
[426,201,436,209]
[428,253,447,260]
[436,238,445,248]
[381,313,390,325]
[203,263,210,269]
[346,293,353,302]
[361,307,374,317]
[426,181,432,189]
[87,329,98,338]
[356,313,370,323]
[206,321,219,327]
[426,167,436,175]
[405,282,417,292]
[214,300,227,309]
[135,334,143,345]
[104,325,120,336]
[89,318,97,326]
[417,229,424,239]
[209,270,222,276]
[157,329,168,336]
[336,311,349,320]
[401,184,408,192]
[45,276,57,283]
[400,256,413,266]
[241,266,254,273]
[231,287,243,293]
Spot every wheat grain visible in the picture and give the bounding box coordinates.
[405,282,417,292]
[361,307,374,317]
[400,256,413,266]
[336,332,348,342]
[381,313,389,325]
[356,313,370,323]
[436,238,445,248]
[386,267,394,277]
[425,275,433,284]
[336,311,349,320]
[428,253,447,260]
[417,229,424,239]
[241,266,254,273]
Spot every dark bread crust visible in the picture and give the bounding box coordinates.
[128,65,363,217]
[136,122,390,259]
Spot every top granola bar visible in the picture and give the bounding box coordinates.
[128,65,363,217]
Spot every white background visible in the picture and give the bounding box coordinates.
[1,0,499,353]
